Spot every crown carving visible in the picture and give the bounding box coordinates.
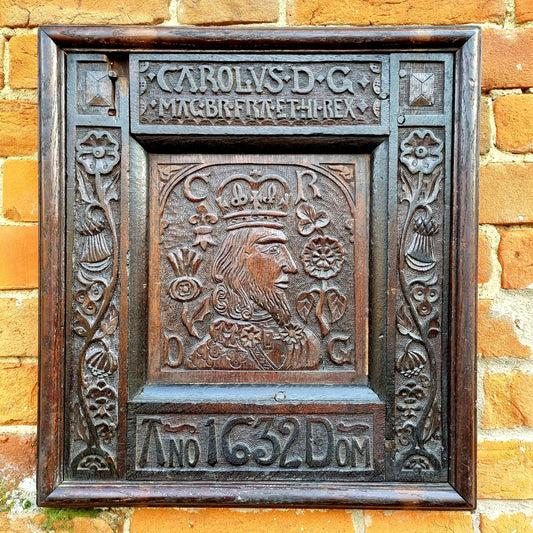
[216,171,290,230]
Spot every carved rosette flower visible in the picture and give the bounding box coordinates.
[279,323,305,346]
[240,325,262,348]
[170,277,202,301]
[400,130,443,175]
[301,236,344,280]
[76,131,120,175]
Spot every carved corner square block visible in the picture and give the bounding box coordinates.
[38,26,479,509]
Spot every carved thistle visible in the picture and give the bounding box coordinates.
[394,129,445,478]
[154,157,366,383]
[70,129,121,477]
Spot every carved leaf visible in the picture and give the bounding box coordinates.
[397,305,414,335]
[100,304,118,337]
[422,168,443,205]
[182,297,211,338]
[104,169,120,203]
[326,289,347,323]
[428,317,440,338]
[76,167,95,204]
[296,292,315,322]
[399,167,415,203]
[73,403,89,443]
[422,407,441,443]
[73,310,90,337]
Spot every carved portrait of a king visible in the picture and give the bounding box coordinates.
[187,173,320,371]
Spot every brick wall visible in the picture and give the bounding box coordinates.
[0,0,532,531]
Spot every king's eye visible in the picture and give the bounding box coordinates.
[263,244,281,255]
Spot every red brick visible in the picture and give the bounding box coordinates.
[363,510,473,533]
[477,300,532,359]
[480,97,492,156]
[0,297,38,358]
[178,0,278,24]
[2,160,38,222]
[8,34,37,90]
[483,372,533,429]
[478,231,493,285]
[480,513,533,533]
[0,36,5,90]
[0,226,38,289]
[0,0,169,27]
[287,0,504,25]
[516,0,533,22]
[498,229,533,289]
[494,94,533,154]
[0,100,38,157]
[0,363,38,425]
[482,28,533,90]
[479,163,533,224]
[0,513,35,532]
[0,433,36,488]
[131,508,354,533]
[478,440,533,499]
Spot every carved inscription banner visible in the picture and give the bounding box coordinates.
[38,27,479,509]
[130,55,389,134]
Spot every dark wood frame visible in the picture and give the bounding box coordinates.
[38,26,478,509]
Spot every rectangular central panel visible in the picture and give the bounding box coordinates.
[148,154,369,384]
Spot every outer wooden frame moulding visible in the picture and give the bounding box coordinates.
[38,26,479,509]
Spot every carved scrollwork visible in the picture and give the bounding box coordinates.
[394,128,444,476]
[71,129,121,477]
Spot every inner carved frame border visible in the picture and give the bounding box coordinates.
[38,26,479,509]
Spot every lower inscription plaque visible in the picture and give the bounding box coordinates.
[132,413,382,480]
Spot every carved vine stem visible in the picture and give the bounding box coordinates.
[76,171,119,449]
[398,173,438,452]
[396,129,444,466]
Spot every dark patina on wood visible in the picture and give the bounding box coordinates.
[38,26,479,509]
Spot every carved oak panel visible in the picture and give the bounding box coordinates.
[151,154,368,383]
[38,27,479,509]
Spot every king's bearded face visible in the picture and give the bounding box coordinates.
[212,226,298,325]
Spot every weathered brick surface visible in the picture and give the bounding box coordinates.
[287,0,504,25]
[477,300,532,359]
[480,512,533,533]
[0,297,38,358]
[0,433,36,488]
[178,0,278,24]
[482,28,533,90]
[0,363,37,425]
[478,231,493,285]
[2,160,38,222]
[0,0,169,27]
[57,517,115,533]
[0,226,38,289]
[0,36,5,90]
[130,508,354,533]
[0,513,35,532]
[0,100,38,157]
[480,97,492,156]
[363,510,473,532]
[483,372,533,428]
[498,229,533,289]
[516,0,533,22]
[479,163,533,224]
[478,440,533,499]
[494,94,533,154]
[8,34,37,90]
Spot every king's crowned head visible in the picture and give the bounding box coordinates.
[216,170,290,230]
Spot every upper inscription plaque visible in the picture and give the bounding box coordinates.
[130,55,389,134]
